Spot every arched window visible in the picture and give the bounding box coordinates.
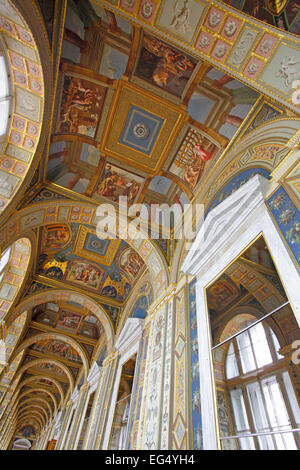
[0,247,11,283]
[225,321,300,450]
[0,44,11,140]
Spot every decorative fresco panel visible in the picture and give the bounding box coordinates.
[155,0,207,42]
[189,279,203,450]
[206,168,271,214]
[267,185,300,266]
[93,162,144,205]
[38,223,145,302]
[135,33,198,97]
[56,74,107,138]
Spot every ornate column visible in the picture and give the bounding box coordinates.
[101,318,144,449]
[92,352,120,449]
[55,399,74,450]
[67,383,90,450]
[82,362,102,449]
[135,288,176,450]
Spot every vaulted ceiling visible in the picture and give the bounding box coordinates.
[0,0,299,446]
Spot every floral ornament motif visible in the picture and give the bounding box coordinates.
[18,29,33,44]
[269,192,286,210]
[0,17,13,33]
[31,79,42,93]
[259,39,274,55]
[247,62,259,76]
[208,11,221,28]
[198,35,210,49]
[291,87,300,105]
[10,132,22,144]
[133,122,150,140]
[141,2,153,18]
[28,123,39,136]
[214,43,227,58]
[286,222,300,245]
[124,0,135,7]
[14,118,25,131]
[224,20,237,37]
[11,54,24,70]
[279,207,296,225]
[14,71,27,85]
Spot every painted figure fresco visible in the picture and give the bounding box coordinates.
[135,33,197,97]
[66,261,103,290]
[119,248,145,281]
[57,310,82,331]
[57,75,106,137]
[41,224,71,251]
[171,128,219,191]
[189,279,203,450]
[95,163,143,205]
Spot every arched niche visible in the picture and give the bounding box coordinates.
[10,331,90,381]
[14,357,74,398]
[4,288,114,355]
[0,201,170,300]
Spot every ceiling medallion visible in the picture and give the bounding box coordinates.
[133,122,150,140]
[141,2,153,18]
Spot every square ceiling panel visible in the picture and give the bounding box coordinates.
[120,105,164,155]
[73,225,121,266]
[102,80,186,174]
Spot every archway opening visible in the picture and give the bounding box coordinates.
[206,235,300,450]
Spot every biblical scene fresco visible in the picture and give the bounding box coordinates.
[37,223,146,302]
[206,275,242,314]
[93,162,144,205]
[32,302,103,341]
[29,339,82,365]
[56,74,107,138]
[170,127,220,191]
[135,33,198,97]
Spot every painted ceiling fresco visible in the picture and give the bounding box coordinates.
[36,223,146,303]
[2,0,299,440]
[46,1,264,215]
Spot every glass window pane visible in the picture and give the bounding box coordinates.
[249,323,272,368]
[0,56,9,99]
[282,371,300,426]
[0,247,11,282]
[247,381,275,450]
[226,342,239,379]
[270,329,284,360]
[237,331,256,373]
[230,388,255,450]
